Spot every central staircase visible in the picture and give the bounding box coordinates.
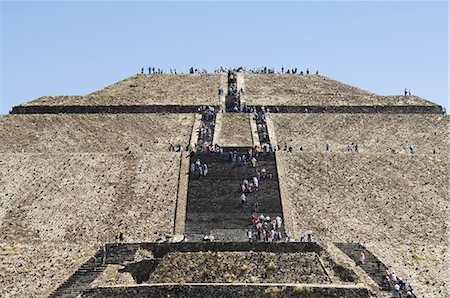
[185,150,283,241]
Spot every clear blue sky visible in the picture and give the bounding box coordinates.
[0,1,448,114]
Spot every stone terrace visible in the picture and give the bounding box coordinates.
[20,74,226,107]
[214,114,253,147]
[272,114,448,155]
[0,152,181,297]
[277,152,449,297]
[242,74,436,107]
[0,114,193,153]
[148,251,330,284]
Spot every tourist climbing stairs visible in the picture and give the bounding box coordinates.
[335,243,387,291]
[226,71,240,112]
[185,148,283,242]
[255,107,271,146]
[196,106,216,149]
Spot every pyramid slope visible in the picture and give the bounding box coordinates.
[278,152,449,297]
[0,114,194,153]
[19,73,226,107]
[242,74,438,107]
[15,73,441,109]
[271,114,448,155]
[0,152,181,297]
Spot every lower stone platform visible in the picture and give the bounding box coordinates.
[50,242,369,297]
[82,283,371,298]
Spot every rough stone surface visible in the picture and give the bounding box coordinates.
[90,265,136,287]
[148,251,330,284]
[0,242,97,298]
[272,114,448,155]
[278,152,449,297]
[0,152,181,297]
[82,284,372,298]
[21,74,225,107]
[0,114,193,153]
[215,113,253,147]
[242,74,436,107]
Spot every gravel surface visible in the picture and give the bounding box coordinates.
[0,114,194,153]
[22,74,225,106]
[272,114,448,155]
[278,152,449,297]
[242,74,436,106]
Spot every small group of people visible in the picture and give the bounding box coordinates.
[190,67,209,74]
[196,106,216,153]
[227,71,242,112]
[140,67,175,74]
[168,143,188,152]
[190,158,208,177]
[246,66,319,75]
[404,88,412,96]
[383,265,416,298]
[240,168,272,201]
[249,214,283,242]
[202,233,215,242]
[228,150,258,167]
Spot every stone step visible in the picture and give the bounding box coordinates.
[186,149,283,242]
[334,243,387,291]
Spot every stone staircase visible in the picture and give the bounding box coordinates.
[226,71,240,112]
[49,250,107,298]
[255,108,271,146]
[185,149,283,241]
[334,243,386,290]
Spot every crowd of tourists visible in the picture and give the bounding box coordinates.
[139,66,319,75]
[196,106,216,153]
[383,264,416,297]
[356,243,416,298]
[168,143,189,152]
[141,67,177,74]
[226,147,284,242]
[248,214,283,242]
[247,66,318,75]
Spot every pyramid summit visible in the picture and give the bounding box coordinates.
[12,71,444,114]
[1,69,448,298]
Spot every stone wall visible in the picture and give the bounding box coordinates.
[257,105,444,114]
[82,284,371,298]
[11,104,207,114]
